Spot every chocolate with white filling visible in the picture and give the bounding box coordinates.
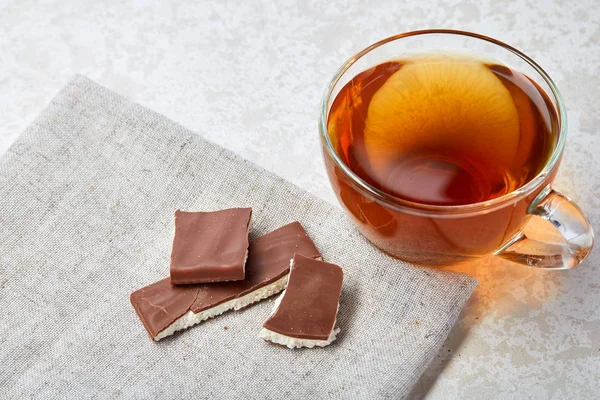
[261,254,343,346]
[131,222,321,340]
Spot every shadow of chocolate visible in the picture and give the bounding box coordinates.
[328,284,360,348]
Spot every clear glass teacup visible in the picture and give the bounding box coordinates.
[319,30,594,269]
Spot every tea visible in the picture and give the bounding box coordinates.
[327,53,557,206]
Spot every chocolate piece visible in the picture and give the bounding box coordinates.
[170,208,252,285]
[260,254,343,348]
[130,278,198,340]
[131,222,321,341]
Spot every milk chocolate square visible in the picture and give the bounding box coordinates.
[170,208,252,284]
[131,222,321,341]
[260,254,343,348]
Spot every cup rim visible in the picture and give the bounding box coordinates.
[318,29,567,217]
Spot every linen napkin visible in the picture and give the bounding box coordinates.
[0,76,477,399]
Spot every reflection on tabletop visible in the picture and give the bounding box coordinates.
[410,216,598,398]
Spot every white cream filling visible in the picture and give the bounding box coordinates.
[258,326,340,349]
[154,274,289,341]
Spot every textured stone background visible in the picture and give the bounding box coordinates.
[1,0,598,398]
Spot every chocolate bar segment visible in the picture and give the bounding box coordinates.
[130,278,198,339]
[131,222,321,341]
[170,208,252,284]
[190,221,321,312]
[260,254,343,348]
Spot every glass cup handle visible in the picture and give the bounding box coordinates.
[495,186,594,269]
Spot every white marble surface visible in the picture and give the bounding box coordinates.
[1,0,598,398]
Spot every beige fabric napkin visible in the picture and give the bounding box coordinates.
[0,76,477,399]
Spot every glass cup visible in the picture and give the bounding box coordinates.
[319,30,594,269]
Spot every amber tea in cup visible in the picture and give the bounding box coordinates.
[320,31,593,269]
[327,54,556,206]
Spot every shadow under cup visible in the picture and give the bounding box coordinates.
[319,30,594,269]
